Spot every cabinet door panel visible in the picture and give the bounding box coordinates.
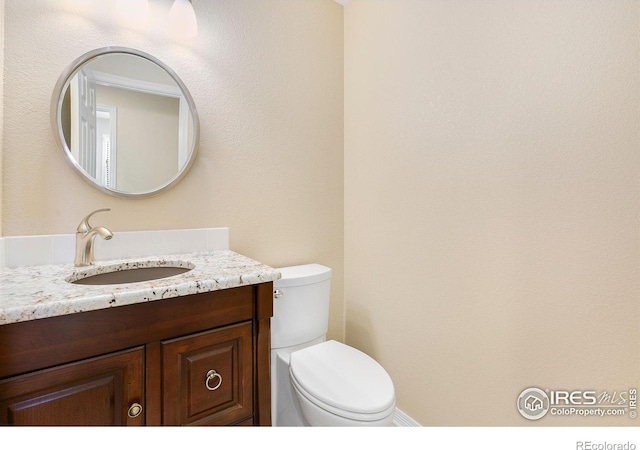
[162,322,253,425]
[0,347,144,426]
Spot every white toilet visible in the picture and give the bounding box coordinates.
[271,264,396,426]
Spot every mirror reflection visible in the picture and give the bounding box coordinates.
[53,48,199,197]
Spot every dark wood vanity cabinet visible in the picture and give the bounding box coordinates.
[161,322,254,425]
[0,347,144,426]
[0,283,273,426]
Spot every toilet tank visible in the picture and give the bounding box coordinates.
[271,264,332,350]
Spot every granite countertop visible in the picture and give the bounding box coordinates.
[0,250,280,326]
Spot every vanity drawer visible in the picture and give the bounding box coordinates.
[161,322,253,425]
[0,287,254,380]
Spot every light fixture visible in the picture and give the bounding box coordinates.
[116,0,149,27]
[169,0,198,39]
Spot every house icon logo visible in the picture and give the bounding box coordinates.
[517,387,550,420]
[525,395,544,411]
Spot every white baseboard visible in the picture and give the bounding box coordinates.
[393,408,421,427]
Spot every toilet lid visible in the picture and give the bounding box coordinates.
[289,340,395,416]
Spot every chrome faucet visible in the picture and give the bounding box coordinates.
[75,208,113,267]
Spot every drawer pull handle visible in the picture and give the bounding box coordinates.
[205,370,223,391]
[127,402,143,418]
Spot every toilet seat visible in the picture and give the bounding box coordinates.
[289,340,395,422]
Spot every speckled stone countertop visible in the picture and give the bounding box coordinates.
[0,250,280,326]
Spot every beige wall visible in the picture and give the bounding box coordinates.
[0,0,4,236]
[345,0,639,426]
[1,0,344,340]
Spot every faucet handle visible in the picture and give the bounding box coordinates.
[77,208,111,233]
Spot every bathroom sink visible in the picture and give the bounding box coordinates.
[67,261,194,285]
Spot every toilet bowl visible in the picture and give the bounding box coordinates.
[271,264,396,426]
[289,340,396,426]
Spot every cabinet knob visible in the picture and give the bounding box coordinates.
[205,369,223,391]
[127,402,143,418]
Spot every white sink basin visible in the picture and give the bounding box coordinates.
[67,260,194,285]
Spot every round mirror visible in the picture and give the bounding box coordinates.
[51,47,199,197]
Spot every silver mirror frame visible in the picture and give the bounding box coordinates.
[51,46,200,198]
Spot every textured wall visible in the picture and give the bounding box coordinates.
[2,0,344,340]
[344,0,639,426]
[0,0,4,236]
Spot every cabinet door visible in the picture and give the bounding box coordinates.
[162,322,253,425]
[0,347,144,426]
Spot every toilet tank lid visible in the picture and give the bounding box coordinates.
[274,264,332,288]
